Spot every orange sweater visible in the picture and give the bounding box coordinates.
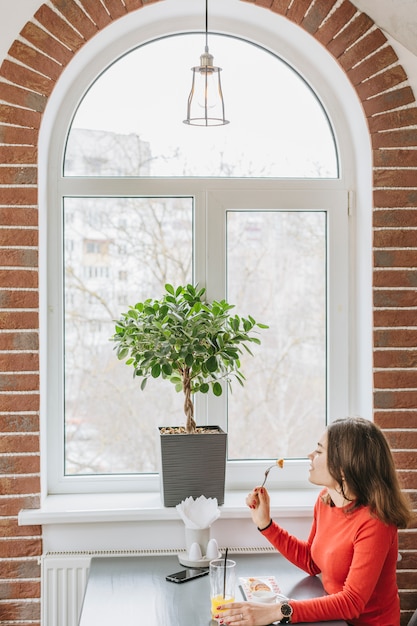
[261,491,399,625]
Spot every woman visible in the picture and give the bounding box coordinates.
[214,417,413,625]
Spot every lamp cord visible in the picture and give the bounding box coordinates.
[205,0,208,51]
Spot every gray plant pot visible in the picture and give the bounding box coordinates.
[159,426,227,507]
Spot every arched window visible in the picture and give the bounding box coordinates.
[43,3,371,495]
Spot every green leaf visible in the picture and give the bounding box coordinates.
[162,363,172,376]
[213,381,222,396]
[165,283,175,295]
[151,363,161,378]
[185,353,194,367]
[200,382,209,393]
[205,355,218,372]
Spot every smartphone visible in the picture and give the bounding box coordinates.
[166,568,209,583]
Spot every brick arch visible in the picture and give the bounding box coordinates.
[0,0,416,623]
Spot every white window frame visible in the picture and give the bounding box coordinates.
[39,0,373,499]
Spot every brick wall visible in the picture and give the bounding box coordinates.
[0,0,416,623]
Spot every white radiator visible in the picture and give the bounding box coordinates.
[42,554,91,626]
[41,547,275,626]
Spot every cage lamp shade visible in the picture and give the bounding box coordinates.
[183,0,229,127]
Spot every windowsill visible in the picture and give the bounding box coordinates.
[18,488,320,526]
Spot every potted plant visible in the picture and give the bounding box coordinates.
[111,283,267,506]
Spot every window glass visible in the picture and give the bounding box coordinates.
[63,196,193,474]
[64,35,338,178]
[226,211,326,460]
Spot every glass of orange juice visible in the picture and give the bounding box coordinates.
[209,557,236,621]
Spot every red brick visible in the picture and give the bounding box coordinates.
[392,450,417,471]
[315,1,357,47]
[374,290,417,308]
[0,103,41,130]
[0,353,39,372]
[0,270,38,289]
[21,21,73,66]
[374,250,417,268]
[363,86,415,116]
[301,0,338,35]
[51,0,98,40]
[0,189,38,208]
[374,170,417,188]
[0,558,40,579]
[8,40,62,82]
[124,0,144,10]
[375,389,417,409]
[374,370,417,389]
[374,230,417,248]
[398,552,417,569]
[348,46,399,86]
[385,430,417,450]
[0,208,38,227]
[327,12,373,59]
[369,107,417,133]
[0,81,46,112]
[0,290,38,308]
[375,329,417,348]
[0,580,40,600]
[339,29,388,73]
[0,146,37,165]
[373,209,417,228]
[0,454,40,475]
[79,0,113,29]
[0,312,39,332]
[0,125,38,145]
[0,434,39,454]
[374,149,417,168]
[374,350,417,369]
[0,599,40,621]
[374,269,417,289]
[374,309,417,327]
[0,167,37,185]
[0,475,40,495]
[286,0,314,24]
[270,0,291,12]
[0,495,40,517]
[0,332,38,351]
[398,572,417,590]
[0,414,39,433]
[399,471,417,489]
[0,60,53,98]
[0,249,38,267]
[0,394,39,413]
[357,66,408,101]
[0,373,40,392]
[373,129,417,149]
[101,0,127,19]
[375,410,417,428]
[0,228,37,246]
[34,4,85,53]
[374,189,417,208]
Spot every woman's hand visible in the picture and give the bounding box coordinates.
[213,600,280,626]
[245,487,271,530]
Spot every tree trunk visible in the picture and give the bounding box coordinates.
[183,368,196,433]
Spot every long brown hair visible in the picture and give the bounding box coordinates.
[326,417,413,528]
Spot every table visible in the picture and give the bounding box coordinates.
[78,553,347,626]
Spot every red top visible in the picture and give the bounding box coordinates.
[261,490,399,625]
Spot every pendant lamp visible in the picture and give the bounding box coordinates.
[183,0,229,126]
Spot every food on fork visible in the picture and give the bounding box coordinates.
[277,458,284,468]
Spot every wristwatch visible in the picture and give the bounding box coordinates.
[280,602,293,623]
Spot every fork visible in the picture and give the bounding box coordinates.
[260,464,277,488]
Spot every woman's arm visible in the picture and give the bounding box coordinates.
[246,487,321,575]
